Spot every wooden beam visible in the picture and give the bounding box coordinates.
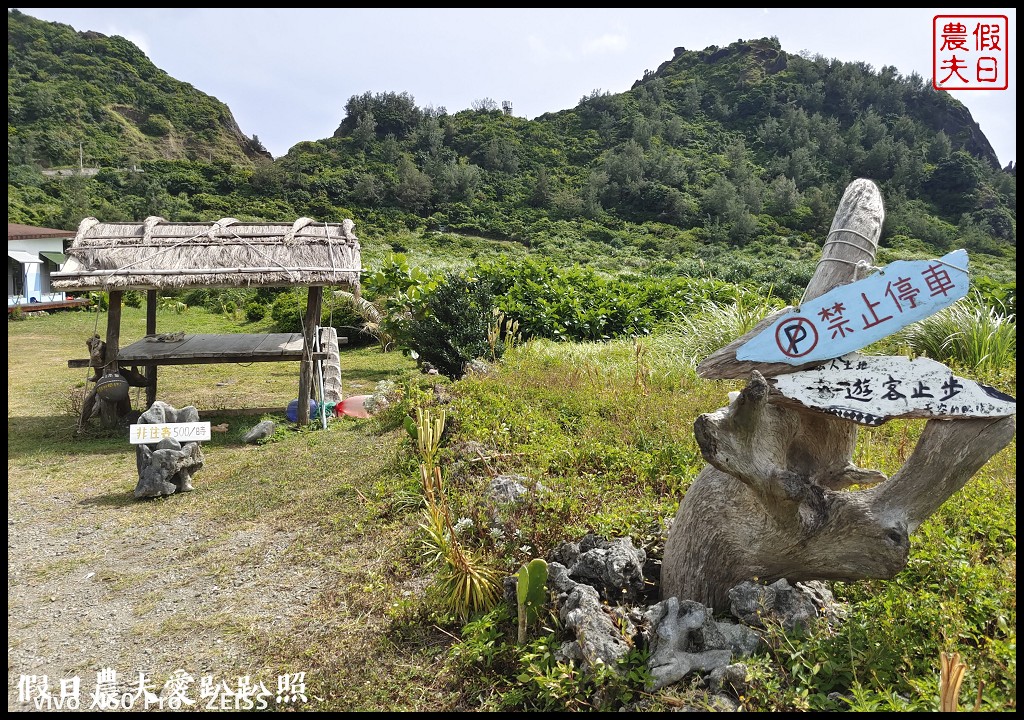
[69,352,326,369]
[105,291,123,372]
[68,330,335,369]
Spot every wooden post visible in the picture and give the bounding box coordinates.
[297,286,323,425]
[145,289,158,407]
[105,290,123,372]
[99,290,124,426]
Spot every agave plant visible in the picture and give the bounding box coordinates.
[413,406,502,621]
[419,503,503,621]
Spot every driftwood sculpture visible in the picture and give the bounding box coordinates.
[660,179,1016,613]
[78,334,151,427]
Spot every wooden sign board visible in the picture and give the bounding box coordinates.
[130,422,212,444]
[770,352,1016,426]
[737,249,969,365]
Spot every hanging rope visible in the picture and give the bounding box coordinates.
[798,229,970,307]
[325,221,339,281]
[823,227,877,258]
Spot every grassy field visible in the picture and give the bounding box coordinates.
[7,303,1016,712]
[7,305,435,711]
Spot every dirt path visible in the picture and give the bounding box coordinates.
[8,482,329,712]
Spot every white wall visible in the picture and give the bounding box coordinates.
[8,238,69,306]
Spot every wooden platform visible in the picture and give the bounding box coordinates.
[9,298,91,313]
[119,333,307,365]
[67,286,345,426]
[68,333,340,368]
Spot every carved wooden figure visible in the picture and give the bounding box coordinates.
[660,179,1016,612]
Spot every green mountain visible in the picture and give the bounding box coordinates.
[7,12,1015,296]
[7,9,269,169]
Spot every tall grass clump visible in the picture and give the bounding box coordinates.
[886,295,1016,381]
[444,335,728,555]
[656,289,783,369]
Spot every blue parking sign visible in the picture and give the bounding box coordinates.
[737,249,969,365]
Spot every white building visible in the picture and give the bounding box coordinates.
[8,222,81,309]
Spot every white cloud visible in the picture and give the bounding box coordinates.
[525,34,550,61]
[527,32,629,66]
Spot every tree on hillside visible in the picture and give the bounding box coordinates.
[471,97,499,112]
[339,91,422,139]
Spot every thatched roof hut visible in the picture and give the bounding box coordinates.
[52,216,360,292]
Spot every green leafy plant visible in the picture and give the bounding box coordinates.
[517,635,651,711]
[516,558,548,644]
[244,300,267,322]
[87,291,108,311]
[360,253,440,348]
[158,296,188,313]
[517,634,591,711]
[403,413,418,441]
[402,272,502,379]
[332,289,391,349]
[448,604,516,671]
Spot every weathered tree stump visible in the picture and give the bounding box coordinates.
[660,179,1016,612]
[78,334,151,429]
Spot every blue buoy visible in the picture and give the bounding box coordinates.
[286,398,318,423]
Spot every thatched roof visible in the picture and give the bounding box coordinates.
[51,216,361,291]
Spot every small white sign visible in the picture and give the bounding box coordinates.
[771,352,1016,426]
[129,422,212,444]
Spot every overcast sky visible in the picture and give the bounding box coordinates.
[13,8,1017,167]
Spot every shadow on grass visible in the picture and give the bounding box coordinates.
[7,415,131,458]
[77,491,138,509]
[7,412,324,461]
[8,408,394,459]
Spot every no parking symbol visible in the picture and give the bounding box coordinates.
[774,316,819,359]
